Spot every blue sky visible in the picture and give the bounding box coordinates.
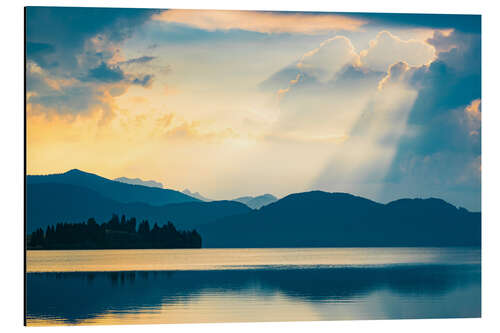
[26,8,481,210]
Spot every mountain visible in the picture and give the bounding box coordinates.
[113,176,163,189]
[199,191,481,248]
[233,194,277,209]
[26,183,252,233]
[182,189,212,202]
[27,169,197,206]
[180,190,276,206]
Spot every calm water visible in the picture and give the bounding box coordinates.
[26,248,481,325]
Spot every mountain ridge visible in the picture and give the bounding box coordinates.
[233,193,278,209]
[27,169,199,206]
[113,176,164,189]
[26,182,252,233]
[25,171,481,248]
[182,189,212,202]
[199,190,480,248]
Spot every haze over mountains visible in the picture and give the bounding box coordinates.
[182,189,212,202]
[26,182,251,233]
[26,169,481,247]
[179,189,278,209]
[110,175,278,208]
[114,177,164,189]
[28,169,197,206]
[233,194,278,209]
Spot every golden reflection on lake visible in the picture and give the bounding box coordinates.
[26,247,480,272]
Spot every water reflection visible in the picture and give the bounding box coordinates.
[26,264,481,325]
[26,247,481,272]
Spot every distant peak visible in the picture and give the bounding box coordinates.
[182,188,211,201]
[64,169,90,175]
[233,193,278,209]
[27,169,98,178]
[256,193,277,199]
[113,176,164,189]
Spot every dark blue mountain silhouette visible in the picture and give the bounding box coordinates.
[26,170,481,247]
[199,191,481,247]
[26,182,251,233]
[27,169,198,206]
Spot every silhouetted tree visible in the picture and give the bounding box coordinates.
[138,220,150,234]
[27,215,202,250]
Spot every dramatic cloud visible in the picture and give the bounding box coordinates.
[426,29,481,75]
[26,7,156,72]
[426,30,457,53]
[382,30,481,210]
[256,26,480,209]
[297,36,361,82]
[378,61,411,90]
[265,31,437,100]
[152,10,366,34]
[259,33,423,148]
[360,31,436,72]
[26,7,157,118]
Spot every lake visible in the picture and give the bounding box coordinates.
[26,247,481,325]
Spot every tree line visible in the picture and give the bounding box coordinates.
[27,214,202,250]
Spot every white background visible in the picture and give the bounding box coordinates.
[1,0,498,332]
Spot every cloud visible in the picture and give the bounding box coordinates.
[297,36,361,82]
[163,120,238,143]
[26,7,157,118]
[259,33,416,146]
[83,62,126,83]
[119,56,156,65]
[29,87,92,112]
[465,99,481,136]
[426,29,457,53]
[152,9,366,34]
[377,61,411,90]
[382,30,481,209]
[26,7,155,72]
[132,74,154,88]
[256,26,480,209]
[360,31,435,72]
[263,35,365,103]
[259,66,303,92]
[264,31,435,100]
[82,62,155,87]
[349,13,480,34]
[465,99,481,121]
[426,30,481,75]
[26,42,56,68]
[27,59,155,119]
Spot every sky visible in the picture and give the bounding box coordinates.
[25,8,481,210]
